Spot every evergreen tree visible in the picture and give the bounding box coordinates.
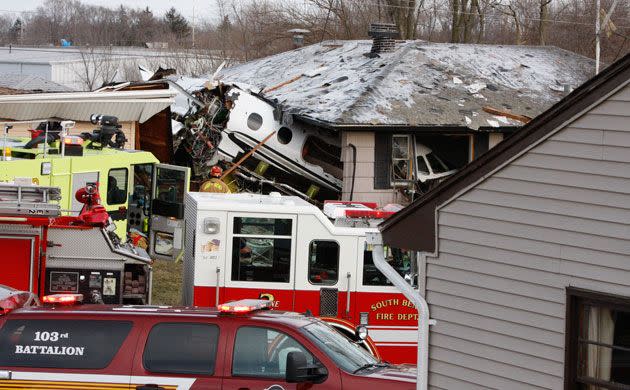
[163,7,190,41]
[9,18,22,43]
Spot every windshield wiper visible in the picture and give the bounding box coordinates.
[352,362,389,374]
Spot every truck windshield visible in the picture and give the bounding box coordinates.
[301,321,379,373]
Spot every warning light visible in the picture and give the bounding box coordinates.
[42,294,83,305]
[63,136,84,145]
[218,299,273,313]
[345,209,395,219]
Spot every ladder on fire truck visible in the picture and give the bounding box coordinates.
[0,183,61,217]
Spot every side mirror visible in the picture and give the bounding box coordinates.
[286,351,328,384]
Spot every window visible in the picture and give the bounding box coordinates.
[143,322,219,375]
[391,134,413,184]
[247,113,263,131]
[362,245,415,286]
[0,320,132,369]
[566,288,630,389]
[302,321,377,373]
[416,155,429,175]
[154,231,174,256]
[426,151,451,174]
[107,168,128,205]
[155,167,186,204]
[308,241,339,285]
[232,326,315,378]
[231,217,292,283]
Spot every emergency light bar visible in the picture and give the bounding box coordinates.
[218,299,273,313]
[42,294,83,305]
[345,209,396,219]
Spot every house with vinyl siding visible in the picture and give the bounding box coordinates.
[379,53,630,390]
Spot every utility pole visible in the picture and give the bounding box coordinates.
[192,3,196,48]
[595,0,621,74]
[596,0,600,74]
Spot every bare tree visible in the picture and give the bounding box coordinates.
[75,47,121,90]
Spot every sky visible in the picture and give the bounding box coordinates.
[1,0,219,22]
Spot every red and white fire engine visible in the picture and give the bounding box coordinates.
[184,192,420,363]
[0,182,152,304]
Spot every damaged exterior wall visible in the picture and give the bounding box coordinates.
[341,131,407,204]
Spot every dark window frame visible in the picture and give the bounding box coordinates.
[565,287,630,390]
[143,322,220,375]
[107,167,129,205]
[307,240,340,286]
[230,216,294,284]
[0,319,132,369]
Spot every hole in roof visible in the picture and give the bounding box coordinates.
[277,127,293,145]
[247,113,263,131]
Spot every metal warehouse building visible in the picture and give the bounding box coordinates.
[0,46,220,91]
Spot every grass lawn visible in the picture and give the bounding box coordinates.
[150,259,183,306]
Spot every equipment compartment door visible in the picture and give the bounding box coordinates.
[149,163,190,260]
[0,236,37,292]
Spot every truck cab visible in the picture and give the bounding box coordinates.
[184,192,420,363]
[0,119,189,260]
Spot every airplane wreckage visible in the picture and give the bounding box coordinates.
[142,68,455,204]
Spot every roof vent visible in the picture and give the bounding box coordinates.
[368,23,399,55]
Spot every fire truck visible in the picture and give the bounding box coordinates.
[184,192,419,364]
[0,182,153,304]
[0,117,190,261]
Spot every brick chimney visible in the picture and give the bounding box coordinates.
[368,23,399,54]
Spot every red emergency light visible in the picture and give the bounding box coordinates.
[324,200,379,209]
[42,294,83,305]
[345,209,396,219]
[218,299,273,314]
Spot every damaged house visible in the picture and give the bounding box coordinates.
[217,33,595,204]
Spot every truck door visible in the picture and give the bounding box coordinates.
[222,213,296,310]
[293,215,357,320]
[149,164,190,261]
[0,236,37,292]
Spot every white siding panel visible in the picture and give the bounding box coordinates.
[603,130,630,147]
[430,346,561,389]
[435,250,561,287]
[440,212,630,255]
[552,127,603,144]
[481,177,630,210]
[430,306,565,347]
[494,165,629,194]
[432,320,564,362]
[589,100,630,116]
[428,263,564,302]
[442,201,630,240]
[425,83,630,389]
[427,278,565,317]
[430,333,563,376]
[533,139,603,159]
[427,291,564,331]
[460,187,630,223]
[571,113,628,131]
[514,152,630,179]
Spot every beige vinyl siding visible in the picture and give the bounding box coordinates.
[341,131,404,204]
[426,81,630,389]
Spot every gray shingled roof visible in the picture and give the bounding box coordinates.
[219,40,595,130]
[0,73,74,93]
